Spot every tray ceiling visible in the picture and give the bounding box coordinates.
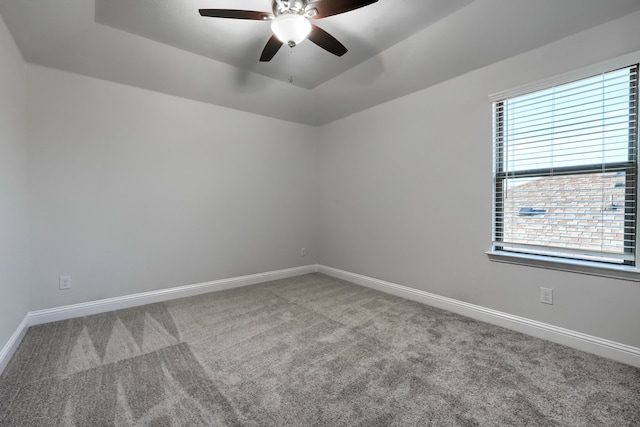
[1,0,640,125]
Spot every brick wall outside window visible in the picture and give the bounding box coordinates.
[503,172,626,254]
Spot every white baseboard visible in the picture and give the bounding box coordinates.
[4,263,638,373]
[318,265,640,369]
[28,265,318,326]
[0,264,318,375]
[0,314,30,375]
[1,265,318,375]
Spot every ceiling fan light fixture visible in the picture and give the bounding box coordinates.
[271,14,311,47]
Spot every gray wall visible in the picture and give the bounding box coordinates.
[0,14,30,350]
[318,12,640,348]
[26,65,319,311]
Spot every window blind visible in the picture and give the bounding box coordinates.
[493,65,638,265]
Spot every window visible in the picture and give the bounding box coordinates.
[492,65,638,267]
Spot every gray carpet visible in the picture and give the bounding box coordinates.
[1,273,639,426]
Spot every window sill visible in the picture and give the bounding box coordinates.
[486,250,640,282]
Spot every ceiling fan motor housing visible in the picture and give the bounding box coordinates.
[272,0,309,17]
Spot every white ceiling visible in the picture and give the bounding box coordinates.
[2,0,640,125]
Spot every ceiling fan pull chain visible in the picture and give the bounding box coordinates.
[288,47,294,84]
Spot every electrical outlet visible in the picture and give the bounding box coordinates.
[59,275,72,290]
[540,287,553,305]
[300,248,306,257]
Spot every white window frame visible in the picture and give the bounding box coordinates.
[487,52,640,282]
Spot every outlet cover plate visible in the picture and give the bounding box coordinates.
[59,275,72,290]
[540,287,553,305]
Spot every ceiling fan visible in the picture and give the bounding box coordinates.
[199,0,379,62]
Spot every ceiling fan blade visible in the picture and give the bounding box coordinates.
[307,25,347,57]
[308,0,378,19]
[260,35,283,62]
[199,9,272,20]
